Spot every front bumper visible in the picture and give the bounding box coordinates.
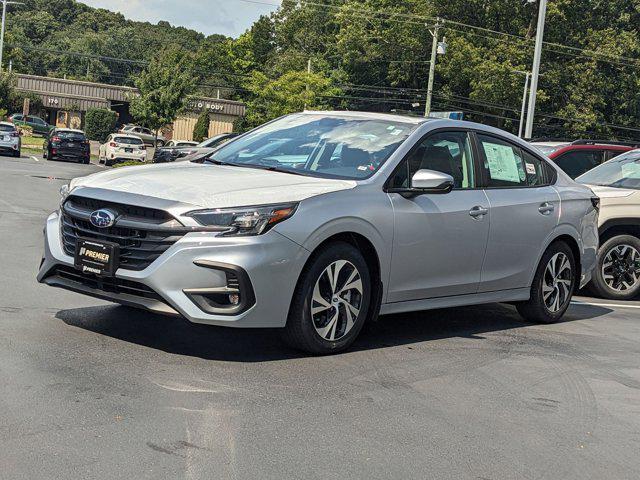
[38,211,309,328]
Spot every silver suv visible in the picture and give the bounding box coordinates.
[38,112,599,354]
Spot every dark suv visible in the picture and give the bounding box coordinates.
[43,128,91,164]
[530,140,637,178]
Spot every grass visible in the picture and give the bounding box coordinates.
[112,160,149,168]
[21,135,45,149]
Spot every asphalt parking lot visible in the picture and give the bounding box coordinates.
[1,154,639,480]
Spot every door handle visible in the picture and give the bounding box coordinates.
[538,202,555,215]
[469,206,489,218]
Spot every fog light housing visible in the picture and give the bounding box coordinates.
[184,260,255,315]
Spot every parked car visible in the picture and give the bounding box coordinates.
[0,121,21,157]
[152,140,199,163]
[38,112,599,354]
[176,133,239,163]
[119,125,166,147]
[577,150,640,300]
[98,134,147,166]
[530,139,637,179]
[9,114,53,136]
[43,128,90,164]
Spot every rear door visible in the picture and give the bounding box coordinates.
[477,134,559,293]
[387,130,491,302]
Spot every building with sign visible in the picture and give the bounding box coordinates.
[15,74,246,140]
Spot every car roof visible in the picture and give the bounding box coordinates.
[300,110,432,125]
[113,133,143,139]
[54,128,85,134]
[547,143,633,159]
[0,121,16,127]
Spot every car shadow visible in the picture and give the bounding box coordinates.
[56,301,613,363]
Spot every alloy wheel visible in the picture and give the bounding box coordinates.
[602,244,640,292]
[310,260,363,341]
[542,252,573,313]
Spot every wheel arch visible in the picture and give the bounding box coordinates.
[294,230,384,324]
[599,218,640,243]
[529,225,583,287]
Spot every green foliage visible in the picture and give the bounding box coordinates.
[192,111,210,142]
[243,70,342,128]
[130,46,198,136]
[9,92,44,117]
[85,108,117,142]
[7,0,640,140]
[0,73,14,117]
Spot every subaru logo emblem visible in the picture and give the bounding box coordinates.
[89,209,117,228]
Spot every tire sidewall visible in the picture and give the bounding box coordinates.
[532,242,577,323]
[592,235,640,300]
[290,242,371,354]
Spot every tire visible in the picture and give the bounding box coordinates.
[14,150,20,158]
[590,235,640,300]
[517,241,576,324]
[282,241,372,354]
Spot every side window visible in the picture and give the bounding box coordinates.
[553,150,602,179]
[521,150,552,186]
[389,131,475,189]
[478,134,528,188]
[605,150,624,162]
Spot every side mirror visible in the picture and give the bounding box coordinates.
[410,169,455,194]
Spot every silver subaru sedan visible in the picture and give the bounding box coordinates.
[38,112,599,354]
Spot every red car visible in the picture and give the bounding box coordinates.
[530,140,637,178]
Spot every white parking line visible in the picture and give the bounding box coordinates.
[30,156,39,162]
[571,300,640,310]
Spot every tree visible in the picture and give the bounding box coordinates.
[243,70,341,128]
[129,46,197,145]
[0,73,14,119]
[85,108,117,142]
[192,110,210,142]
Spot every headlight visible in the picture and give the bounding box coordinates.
[59,183,71,205]
[186,203,298,236]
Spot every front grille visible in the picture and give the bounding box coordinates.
[54,266,164,301]
[61,195,185,271]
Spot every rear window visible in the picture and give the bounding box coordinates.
[0,124,16,132]
[57,131,86,141]
[114,136,143,145]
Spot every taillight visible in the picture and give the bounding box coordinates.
[10,132,19,138]
[110,142,117,147]
[52,136,61,142]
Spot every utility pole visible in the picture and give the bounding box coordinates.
[516,71,531,138]
[0,1,24,72]
[524,0,547,139]
[424,18,442,118]
[304,58,311,110]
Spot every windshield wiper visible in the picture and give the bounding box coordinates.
[203,158,307,176]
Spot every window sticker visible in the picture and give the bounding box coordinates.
[622,162,640,179]
[525,163,537,175]
[390,129,403,136]
[483,143,522,183]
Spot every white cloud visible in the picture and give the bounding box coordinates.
[80,0,280,38]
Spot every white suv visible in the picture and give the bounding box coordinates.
[98,134,147,166]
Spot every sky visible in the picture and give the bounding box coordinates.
[81,0,281,38]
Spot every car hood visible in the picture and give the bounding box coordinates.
[584,184,637,199]
[70,161,356,208]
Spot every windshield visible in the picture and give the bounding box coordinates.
[577,150,640,190]
[0,124,16,132]
[208,114,417,179]
[114,136,143,145]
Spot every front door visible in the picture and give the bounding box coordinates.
[475,134,560,292]
[387,130,490,302]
